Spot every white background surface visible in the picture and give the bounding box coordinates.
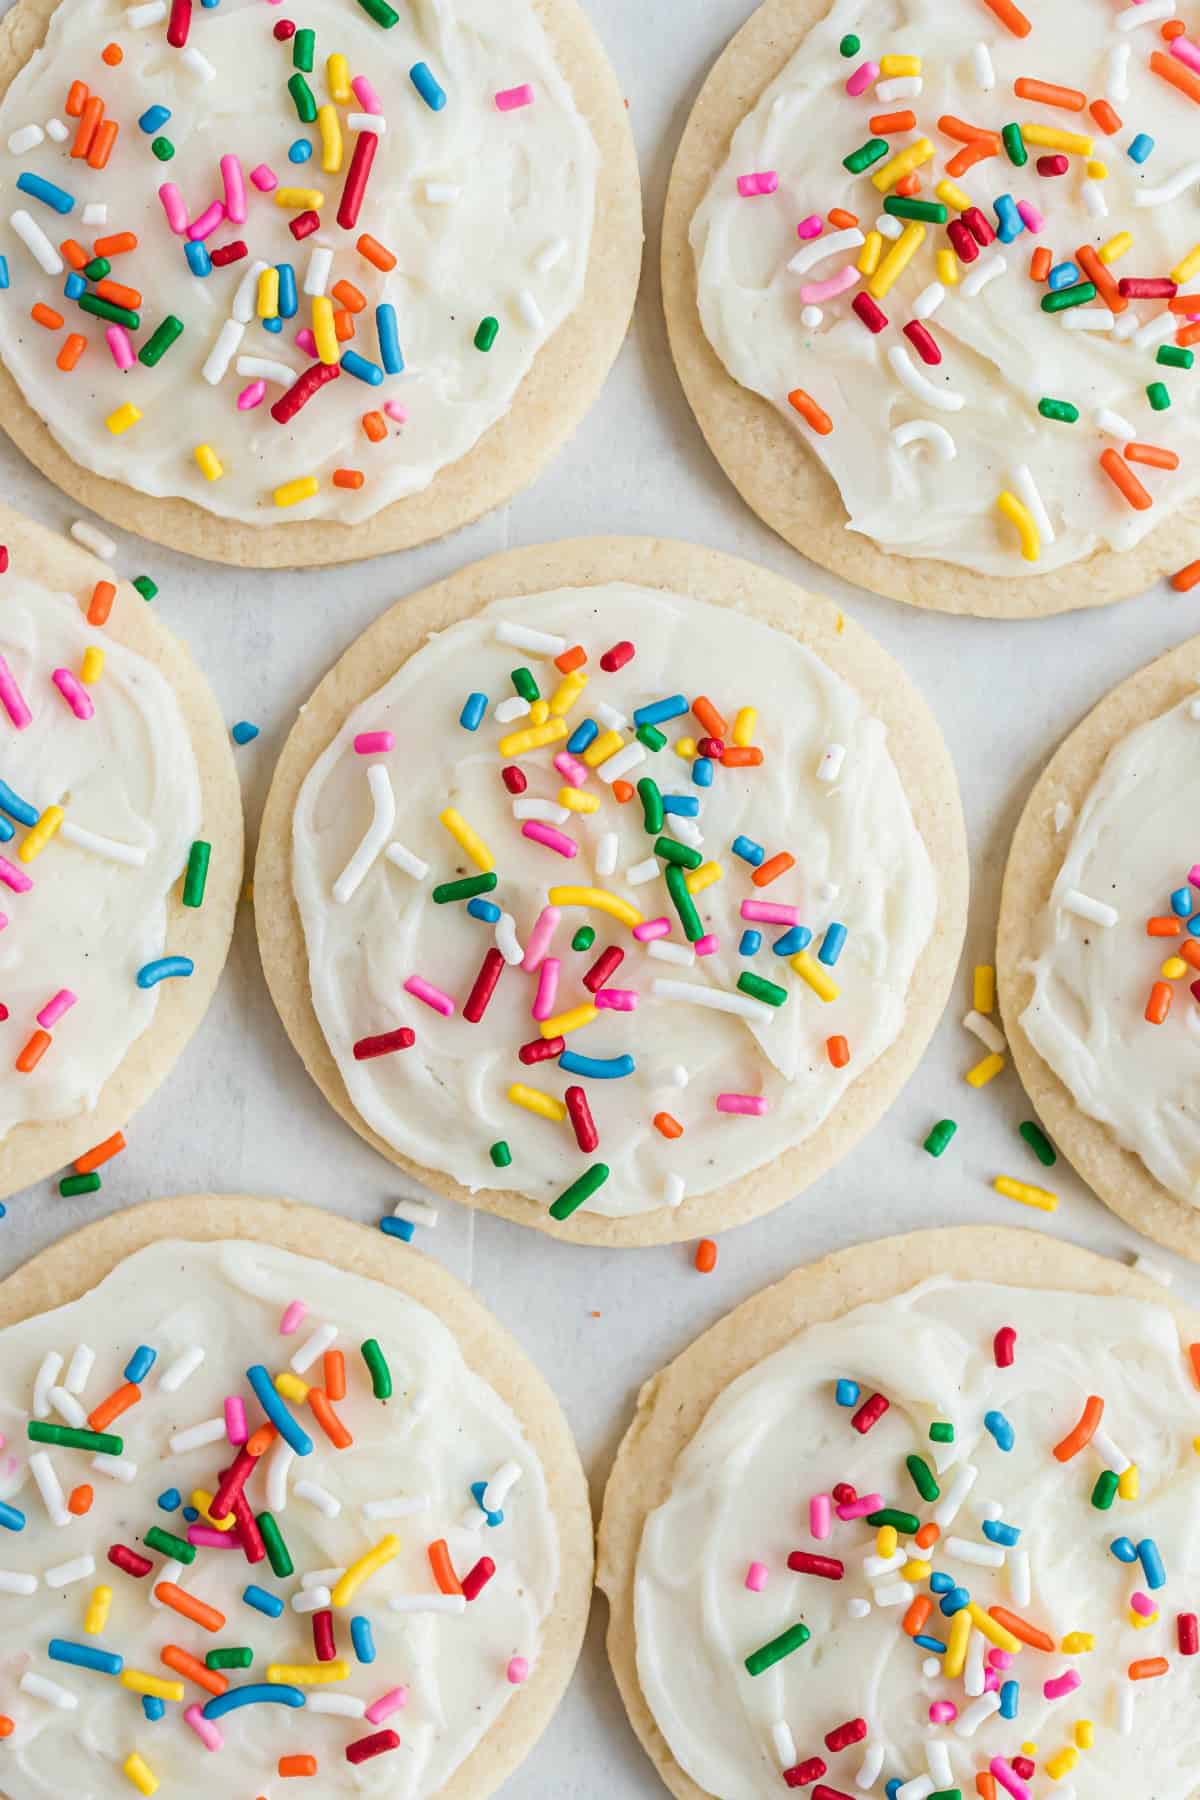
[2,0,1199,1793]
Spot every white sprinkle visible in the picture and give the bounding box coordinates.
[857,1742,886,1786]
[47,1388,87,1429]
[626,856,660,886]
[876,75,922,101]
[235,355,299,387]
[495,622,566,656]
[1008,1545,1031,1607]
[0,1569,38,1595]
[232,259,270,324]
[1134,160,1200,208]
[79,198,105,222]
[594,699,629,731]
[1061,306,1115,332]
[873,1580,914,1608]
[1113,307,1143,341]
[847,1596,871,1620]
[347,112,386,134]
[308,1693,368,1717]
[126,0,167,22]
[516,289,544,331]
[390,1592,467,1615]
[33,1352,63,1420]
[69,520,116,561]
[1014,464,1055,545]
[771,1720,797,1768]
[29,1452,69,1527]
[1063,888,1118,928]
[267,1440,295,1513]
[927,1740,953,1787]
[788,226,865,277]
[292,1585,331,1613]
[664,1171,686,1208]
[944,1534,1005,1569]
[961,254,1007,299]
[294,1480,341,1519]
[864,1548,907,1578]
[666,814,703,850]
[1108,41,1132,101]
[1116,1679,1135,1734]
[482,1461,521,1513]
[514,798,569,824]
[921,1657,941,1678]
[7,123,44,155]
[1082,180,1109,221]
[46,119,70,145]
[534,237,568,273]
[1134,312,1177,351]
[149,1560,183,1604]
[1116,0,1175,26]
[913,281,945,320]
[45,1554,95,1587]
[932,1462,978,1529]
[955,1691,1002,1738]
[964,1623,987,1697]
[596,831,618,877]
[181,44,216,78]
[57,820,148,865]
[647,940,696,968]
[1132,1252,1173,1288]
[20,1672,77,1710]
[964,1010,1006,1055]
[1053,801,1073,833]
[333,763,395,903]
[896,1778,934,1800]
[876,212,903,240]
[424,181,461,204]
[64,1345,95,1395]
[651,979,772,1025]
[892,419,957,462]
[303,245,334,296]
[393,1196,437,1228]
[801,304,824,328]
[971,43,995,91]
[201,317,245,386]
[816,744,846,782]
[11,207,62,273]
[290,1322,338,1374]
[495,912,524,964]
[888,344,964,412]
[169,1417,226,1455]
[1097,408,1136,439]
[301,1567,345,1589]
[494,696,531,723]
[362,1495,428,1521]
[385,842,429,880]
[93,1452,138,1484]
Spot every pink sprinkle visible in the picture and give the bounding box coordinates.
[220,153,246,224]
[237,380,266,410]
[157,181,189,234]
[187,1525,239,1549]
[224,1397,247,1445]
[351,74,383,115]
[695,933,718,956]
[741,900,800,926]
[989,1649,1015,1670]
[1016,199,1044,233]
[187,201,226,242]
[404,975,455,1017]
[929,1701,957,1724]
[249,163,277,192]
[531,957,560,1022]
[990,1758,1031,1800]
[745,1561,769,1592]
[797,214,824,239]
[522,820,577,858]
[521,906,560,972]
[105,325,135,370]
[1171,36,1200,74]
[737,170,779,197]
[1043,1669,1080,1700]
[716,1092,768,1117]
[846,58,880,97]
[799,265,860,305]
[632,917,671,942]
[1131,1591,1156,1617]
[0,857,32,895]
[354,730,394,755]
[506,1656,528,1684]
[0,656,32,729]
[52,667,94,721]
[835,1492,883,1522]
[295,327,318,356]
[279,1300,307,1334]
[36,988,76,1030]
[984,1668,1000,1691]
[364,1685,407,1726]
[495,83,534,111]
[383,400,408,423]
[552,749,588,786]
[1189,864,1200,889]
[595,988,637,1011]
[184,1704,223,1750]
[810,1493,832,1539]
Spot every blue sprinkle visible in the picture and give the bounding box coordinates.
[1110,1535,1138,1564]
[940,1585,971,1616]
[1128,132,1155,165]
[182,1506,199,1523]
[692,756,714,788]
[138,105,172,134]
[633,695,688,728]
[243,1584,284,1619]
[469,1480,504,1527]
[380,1216,415,1241]
[124,1345,157,1384]
[886,1782,903,1800]
[16,170,75,215]
[1170,886,1194,917]
[185,240,212,277]
[0,1499,27,1532]
[1047,260,1081,292]
[1000,1678,1020,1720]
[136,956,194,989]
[0,1202,6,1219]
[409,61,447,110]
[773,926,812,955]
[929,1572,955,1594]
[912,1633,946,1652]
[661,794,699,817]
[559,1051,636,1080]
[350,1616,376,1664]
[157,1488,182,1512]
[245,1363,313,1456]
[1137,1537,1166,1590]
[567,718,599,754]
[459,692,487,731]
[993,193,1025,244]
[732,834,764,866]
[232,721,259,745]
[277,263,298,319]
[340,350,384,385]
[0,815,13,842]
[262,315,284,334]
[1188,914,1200,937]
[982,1519,1021,1546]
[143,1694,166,1721]
[376,302,404,374]
[0,255,8,290]
[0,779,38,826]
[984,1409,1015,1451]
[739,929,762,957]
[835,1379,860,1406]
[818,922,847,966]
[49,1639,122,1676]
[64,271,87,301]
[467,897,502,924]
[288,138,313,163]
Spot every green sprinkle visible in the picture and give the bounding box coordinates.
[288,73,318,123]
[844,138,890,174]
[257,1511,293,1578]
[745,1621,810,1677]
[1157,344,1194,371]
[132,575,158,602]
[60,1171,101,1197]
[636,722,667,752]
[866,1508,920,1534]
[144,1526,196,1565]
[361,1338,392,1400]
[474,316,499,352]
[923,1119,958,1158]
[432,872,498,904]
[206,1646,253,1670]
[549,1162,609,1220]
[1091,1469,1119,1510]
[138,314,184,367]
[489,1140,512,1169]
[737,971,788,1008]
[665,862,704,942]
[906,1453,940,1502]
[511,667,539,702]
[1038,397,1080,423]
[883,196,948,224]
[1019,1120,1056,1166]
[929,1421,955,1444]
[1147,380,1171,411]
[637,778,664,835]
[182,840,211,909]
[654,834,702,871]
[1041,282,1097,314]
[355,0,399,24]
[151,136,175,161]
[27,1421,122,1455]
[293,27,315,71]
[571,925,595,952]
[78,294,140,330]
[82,256,111,282]
[928,1792,963,1800]
[839,33,861,56]
[1002,122,1028,167]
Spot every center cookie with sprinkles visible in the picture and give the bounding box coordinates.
[598,1225,1200,1800]
[664,0,1200,619]
[0,0,640,565]
[255,538,967,1245]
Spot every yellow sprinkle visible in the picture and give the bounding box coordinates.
[19,805,64,864]
[1193,1435,1200,1453]
[858,230,883,275]
[936,247,959,287]
[311,293,338,364]
[944,1608,972,1678]
[1162,955,1187,979]
[868,221,925,299]
[257,265,279,319]
[1022,124,1093,156]
[123,1753,159,1796]
[871,136,934,192]
[326,51,351,103]
[966,1051,1006,1088]
[997,490,1041,563]
[539,1003,598,1040]
[120,1670,185,1701]
[529,698,550,726]
[684,861,723,896]
[791,949,840,1002]
[80,646,104,685]
[966,1603,1021,1653]
[582,728,624,768]
[674,735,697,760]
[1098,231,1133,266]
[879,53,921,76]
[274,186,324,210]
[266,1659,351,1684]
[1046,1747,1078,1781]
[1021,1743,1037,1757]
[732,707,756,748]
[1171,243,1200,286]
[1118,1463,1138,1501]
[316,103,343,174]
[330,1536,400,1609]
[1130,1607,1157,1629]
[935,178,972,212]
[973,965,996,1013]
[508,1082,567,1123]
[1061,1633,1094,1655]
[995,1175,1058,1213]
[835,612,845,633]
[548,669,588,716]
[902,1558,932,1582]
[498,718,567,758]
[876,1525,898,1557]
[84,1584,112,1635]
[559,786,599,814]
[106,402,141,435]
[438,807,494,873]
[190,1488,235,1532]
[547,885,643,928]
[274,1371,309,1405]
[1074,1719,1095,1748]
[1085,158,1108,180]
[194,443,224,482]
[274,475,319,508]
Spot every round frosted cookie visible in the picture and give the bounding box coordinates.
[0,502,241,1203]
[0,1191,592,1797]
[255,536,967,1246]
[998,635,1200,1261]
[597,1224,1200,1800]
[663,0,1200,620]
[0,0,640,567]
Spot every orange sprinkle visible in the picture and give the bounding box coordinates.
[65,79,88,118]
[101,41,123,64]
[894,170,922,197]
[67,1483,94,1516]
[309,1388,352,1449]
[1168,295,1200,314]
[988,1606,1055,1652]
[1177,321,1200,349]
[827,207,858,230]
[612,779,635,803]
[74,1127,125,1171]
[57,333,87,371]
[428,1539,462,1596]
[331,278,366,313]
[1172,559,1200,593]
[161,1645,227,1697]
[1076,245,1127,313]
[554,645,587,674]
[945,141,995,179]
[752,852,795,888]
[692,696,727,738]
[938,115,1002,149]
[1189,1344,1200,1386]
[1014,77,1085,111]
[981,0,1031,36]
[332,468,364,488]
[1030,246,1052,282]
[870,109,916,134]
[903,1594,933,1636]
[93,231,137,257]
[1181,938,1200,970]
[787,388,833,435]
[245,1425,278,1461]
[1147,916,1182,937]
[1163,17,1186,38]
[16,1029,52,1073]
[721,746,763,767]
[279,1756,318,1777]
[87,119,119,171]
[88,1381,140,1433]
[356,232,396,271]
[915,1521,940,1549]
[976,1778,998,1800]
[1100,448,1152,511]
[1053,1394,1104,1461]
[70,95,103,159]
[95,278,141,311]
[826,1035,850,1068]
[1151,48,1200,104]
[60,237,89,271]
[694,1239,718,1274]
[1129,1656,1170,1680]
[1124,442,1179,472]
[323,1349,346,1402]
[333,307,356,343]
[0,1716,12,1738]
[1146,980,1173,1025]
[653,1111,683,1139]
[155,1582,225,1634]
[31,302,64,330]
[361,410,387,442]
[1089,98,1123,135]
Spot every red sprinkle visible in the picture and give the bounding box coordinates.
[852,292,889,334]
[1013,1757,1036,1781]
[353,1027,415,1061]
[600,640,634,672]
[812,1787,855,1800]
[697,736,725,759]
[462,947,505,1024]
[565,1085,598,1153]
[312,1608,336,1662]
[166,0,191,47]
[108,1543,153,1579]
[948,219,980,264]
[994,1325,1017,1367]
[209,239,248,267]
[346,1730,400,1765]
[1119,278,1177,299]
[903,320,941,365]
[337,129,378,231]
[784,1760,828,1789]
[1036,153,1069,175]
[460,1556,495,1601]
[851,1392,889,1434]
[583,946,623,992]
[518,1035,565,1064]
[209,1447,257,1521]
[963,205,996,247]
[1179,1612,1199,1656]
[273,17,297,37]
[831,1482,856,1505]
[786,1551,845,1581]
[271,359,340,423]
[289,209,323,241]
[501,765,527,794]
[824,1718,867,1753]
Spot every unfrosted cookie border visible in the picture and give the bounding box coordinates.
[253,535,968,1246]
[661,0,1200,621]
[0,0,643,569]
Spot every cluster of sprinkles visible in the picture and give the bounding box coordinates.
[1139,862,1200,1025]
[0,1284,533,1785]
[734,1319,1200,1798]
[744,1,1200,577]
[0,0,559,513]
[333,616,870,1250]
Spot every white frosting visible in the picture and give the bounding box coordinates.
[0,0,595,523]
[692,0,1200,575]
[290,584,937,1218]
[1021,694,1200,1203]
[0,582,200,1138]
[635,1275,1200,1798]
[0,1238,557,1797]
